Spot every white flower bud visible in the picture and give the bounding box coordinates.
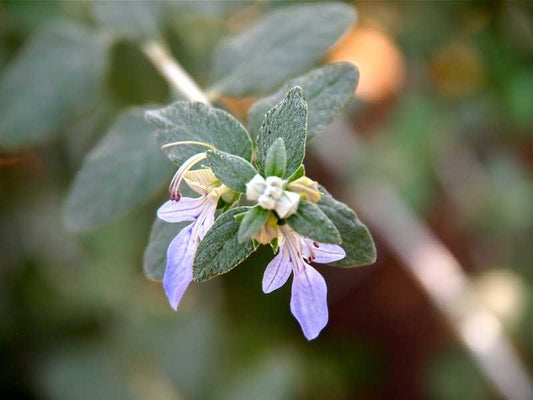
[265,176,284,188]
[275,191,300,218]
[246,174,266,201]
[258,194,277,210]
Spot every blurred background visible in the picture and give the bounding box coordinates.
[1,1,532,399]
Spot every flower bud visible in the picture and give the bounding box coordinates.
[253,212,279,244]
[287,176,321,203]
[258,194,277,210]
[246,174,266,201]
[275,191,300,218]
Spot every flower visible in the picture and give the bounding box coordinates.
[245,174,300,218]
[262,225,346,340]
[157,157,232,310]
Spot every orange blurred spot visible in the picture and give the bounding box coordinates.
[328,25,405,103]
[217,95,256,121]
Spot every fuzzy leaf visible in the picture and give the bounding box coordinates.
[205,150,257,193]
[264,138,287,178]
[287,201,341,244]
[287,165,305,183]
[238,206,270,243]
[256,87,307,178]
[317,186,376,266]
[65,108,171,231]
[0,21,108,149]
[209,2,356,96]
[193,207,256,281]
[145,101,253,165]
[249,63,358,140]
[91,0,162,41]
[143,218,187,281]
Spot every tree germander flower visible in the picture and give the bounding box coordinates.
[262,225,346,340]
[157,156,234,310]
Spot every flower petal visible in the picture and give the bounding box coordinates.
[290,263,328,340]
[197,200,217,240]
[157,197,206,223]
[262,248,292,293]
[302,239,346,264]
[163,225,197,310]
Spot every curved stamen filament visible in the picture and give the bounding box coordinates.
[162,141,217,151]
[169,152,207,200]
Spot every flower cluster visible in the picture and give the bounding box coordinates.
[146,86,375,340]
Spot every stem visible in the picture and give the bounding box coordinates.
[144,40,533,400]
[142,41,210,105]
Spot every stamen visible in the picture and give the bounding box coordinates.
[162,140,217,151]
[168,152,207,200]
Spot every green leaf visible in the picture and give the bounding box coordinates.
[287,165,305,183]
[317,186,376,266]
[209,2,356,96]
[238,206,270,243]
[287,201,341,244]
[256,87,307,178]
[193,207,256,281]
[143,218,187,281]
[0,21,108,149]
[264,138,287,178]
[65,108,171,231]
[145,101,253,165]
[205,150,257,193]
[249,63,358,140]
[91,0,163,41]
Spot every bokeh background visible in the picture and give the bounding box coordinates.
[1,1,532,399]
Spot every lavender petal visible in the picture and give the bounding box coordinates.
[303,239,346,264]
[290,263,328,340]
[163,224,197,310]
[157,197,207,223]
[262,248,292,293]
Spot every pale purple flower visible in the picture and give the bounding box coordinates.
[157,196,217,310]
[262,226,346,340]
[157,152,230,310]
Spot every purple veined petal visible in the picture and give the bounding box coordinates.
[163,224,197,310]
[157,196,207,223]
[302,239,346,264]
[290,263,328,340]
[196,200,217,240]
[262,247,292,293]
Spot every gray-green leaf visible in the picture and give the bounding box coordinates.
[144,218,187,281]
[238,206,270,243]
[145,101,253,165]
[91,0,163,41]
[256,87,307,178]
[264,138,287,178]
[317,186,376,266]
[205,150,257,193]
[209,2,356,96]
[0,21,108,149]
[287,201,341,244]
[249,63,358,140]
[65,108,171,231]
[193,207,256,281]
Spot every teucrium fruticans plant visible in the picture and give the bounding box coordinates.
[33,1,375,340]
[145,84,375,340]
